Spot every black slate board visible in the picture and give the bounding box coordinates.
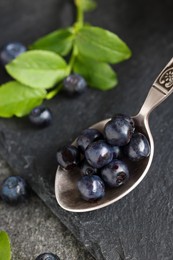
[1,0,173,259]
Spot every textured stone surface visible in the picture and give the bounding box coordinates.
[0,157,94,260]
[0,0,173,260]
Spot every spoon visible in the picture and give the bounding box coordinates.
[55,58,173,212]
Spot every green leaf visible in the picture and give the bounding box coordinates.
[81,0,97,11]
[0,81,46,118]
[76,26,131,64]
[0,231,11,260]
[30,28,74,56]
[6,50,68,89]
[74,55,118,90]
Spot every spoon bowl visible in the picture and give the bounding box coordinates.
[55,58,173,212]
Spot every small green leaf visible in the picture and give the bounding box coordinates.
[76,26,131,64]
[81,0,97,11]
[30,28,74,56]
[74,55,118,90]
[0,231,11,260]
[6,50,68,89]
[0,81,46,118]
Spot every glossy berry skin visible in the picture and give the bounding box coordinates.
[63,74,87,95]
[112,114,135,131]
[101,160,129,188]
[0,42,26,65]
[77,128,103,152]
[57,145,80,170]
[85,140,113,169]
[35,253,60,260]
[80,160,98,176]
[123,132,150,161]
[77,175,105,201]
[104,114,135,146]
[111,145,121,159]
[0,176,29,204]
[29,106,52,127]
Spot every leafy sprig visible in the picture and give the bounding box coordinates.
[0,0,131,118]
[0,231,11,260]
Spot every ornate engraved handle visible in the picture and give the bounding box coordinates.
[154,58,173,93]
[138,58,173,118]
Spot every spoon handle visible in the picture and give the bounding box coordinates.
[138,58,173,118]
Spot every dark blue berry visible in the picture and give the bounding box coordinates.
[80,160,98,176]
[104,114,134,146]
[0,176,29,204]
[35,253,60,260]
[77,128,103,152]
[112,114,135,131]
[101,160,129,187]
[123,132,150,161]
[77,175,105,201]
[63,74,87,95]
[29,106,52,127]
[0,42,26,65]
[85,140,113,169]
[57,145,80,170]
[111,145,121,159]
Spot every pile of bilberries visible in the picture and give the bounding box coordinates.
[57,114,151,202]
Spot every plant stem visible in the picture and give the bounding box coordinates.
[66,0,84,75]
[67,44,78,74]
[77,5,84,26]
[75,0,84,27]
[46,84,63,100]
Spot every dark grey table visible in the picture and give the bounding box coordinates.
[0,1,173,259]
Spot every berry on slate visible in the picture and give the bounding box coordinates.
[85,140,113,168]
[77,175,105,201]
[104,114,134,146]
[57,145,80,170]
[0,42,26,65]
[29,106,52,127]
[101,159,129,187]
[63,74,87,95]
[123,132,150,161]
[35,252,60,260]
[80,160,98,176]
[77,128,103,152]
[0,176,29,204]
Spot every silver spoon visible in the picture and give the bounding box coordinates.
[55,58,173,212]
